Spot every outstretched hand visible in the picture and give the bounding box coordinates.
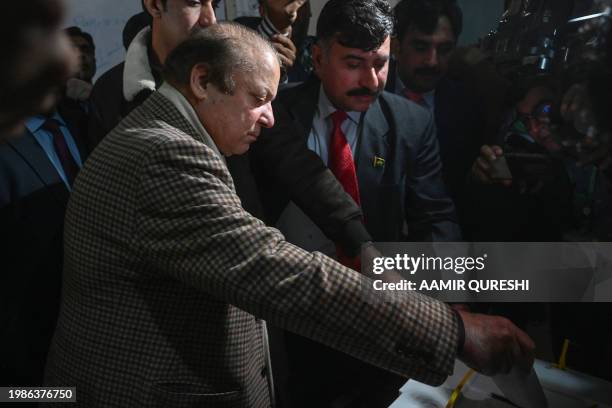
[457,310,535,376]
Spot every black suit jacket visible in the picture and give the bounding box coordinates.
[386,61,485,203]
[0,101,89,386]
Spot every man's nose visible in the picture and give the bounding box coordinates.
[259,103,275,129]
[359,67,379,92]
[199,2,217,27]
[425,49,438,67]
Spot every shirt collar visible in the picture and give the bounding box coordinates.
[25,111,66,134]
[318,85,362,125]
[158,83,225,163]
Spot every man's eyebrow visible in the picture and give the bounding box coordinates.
[343,54,366,61]
[343,53,390,62]
[256,86,274,100]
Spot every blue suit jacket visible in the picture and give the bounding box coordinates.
[255,77,461,243]
[0,101,89,385]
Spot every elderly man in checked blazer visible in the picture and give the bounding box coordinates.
[43,23,534,408]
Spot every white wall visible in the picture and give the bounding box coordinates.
[65,0,142,82]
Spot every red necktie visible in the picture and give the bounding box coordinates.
[403,88,426,106]
[328,110,361,205]
[328,110,361,270]
[42,118,79,186]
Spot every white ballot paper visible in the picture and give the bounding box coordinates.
[391,360,612,408]
[492,366,548,408]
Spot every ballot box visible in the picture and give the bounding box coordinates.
[390,359,612,408]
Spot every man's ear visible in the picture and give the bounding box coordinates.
[311,43,324,75]
[391,37,400,59]
[190,63,210,100]
[143,0,163,18]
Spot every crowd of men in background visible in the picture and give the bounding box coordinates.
[1,0,611,407]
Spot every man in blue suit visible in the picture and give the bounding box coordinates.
[253,0,460,406]
[0,97,88,386]
[387,0,485,224]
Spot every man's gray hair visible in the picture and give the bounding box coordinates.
[164,22,279,94]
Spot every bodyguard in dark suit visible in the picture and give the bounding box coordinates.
[389,0,485,223]
[0,99,88,386]
[253,1,460,406]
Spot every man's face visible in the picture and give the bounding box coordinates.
[197,52,280,156]
[69,35,96,82]
[0,4,77,136]
[394,16,456,93]
[157,0,216,54]
[313,37,390,112]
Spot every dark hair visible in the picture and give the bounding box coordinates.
[394,0,463,42]
[316,0,393,52]
[65,26,95,50]
[143,0,221,17]
[164,22,277,94]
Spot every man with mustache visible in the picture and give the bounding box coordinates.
[388,0,485,226]
[254,0,461,405]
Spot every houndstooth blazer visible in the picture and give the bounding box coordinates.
[43,91,459,408]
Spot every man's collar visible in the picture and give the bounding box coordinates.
[25,111,65,134]
[157,83,225,163]
[317,85,362,124]
[123,27,158,102]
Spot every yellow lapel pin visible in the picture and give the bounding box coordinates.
[373,156,385,168]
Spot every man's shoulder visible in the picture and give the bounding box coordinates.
[89,62,126,115]
[92,62,125,94]
[274,78,318,111]
[0,128,33,160]
[107,93,201,151]
[277,80,312,98]
[378,91,434,127]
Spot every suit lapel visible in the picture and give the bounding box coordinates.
[8,131,69,203]
[357,98,390,187]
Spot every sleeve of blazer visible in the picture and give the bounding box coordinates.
[133,136,459,385]
[404,111,462,241]
[251,100,371,257]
